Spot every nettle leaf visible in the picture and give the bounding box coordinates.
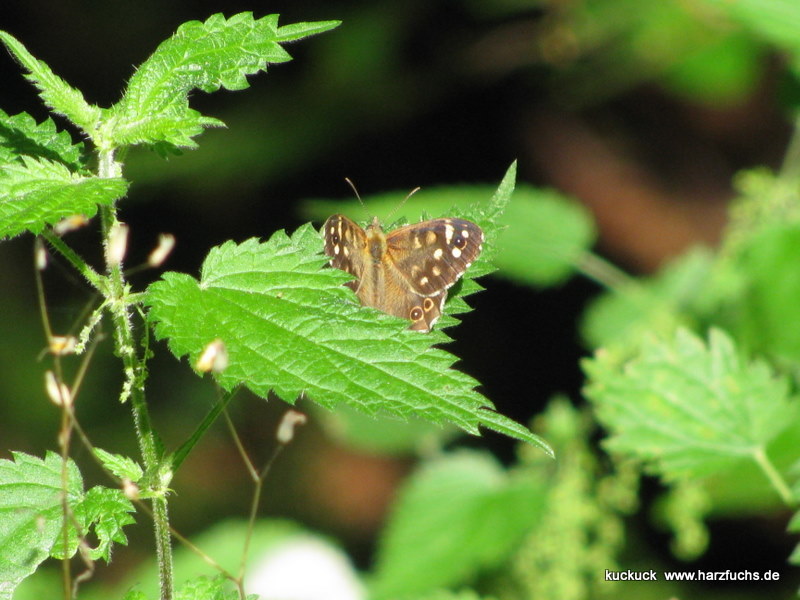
[69,487,135,562]
[0,109,88,171]
[93,448,144,482]
[0,156,128,239]
[370,451,546,599]
[0,31,101,134]
[122,576,252,600]
[105,12,340,150]
[146,222,549,451]
[583,328,797,480]
[0,452,83,600]
[702,0,800,77]
[580,247,719,352]
[0,452,135,600]
[175,576,254,600]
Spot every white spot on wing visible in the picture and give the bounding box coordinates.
[451,248,462,258]
[433,248,443,259]
[444,224,454,244]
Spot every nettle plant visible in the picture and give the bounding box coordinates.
[0,12,552,600]
[5,8,800,600]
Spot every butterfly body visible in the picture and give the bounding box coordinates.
[323,214,483,331]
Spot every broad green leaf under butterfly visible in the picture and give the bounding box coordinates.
[583,328,796,480]
[145,224,549,451]
[105,13,340,151]
[0,155,127,239]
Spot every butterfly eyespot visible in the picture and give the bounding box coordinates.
[331,233,340,245]
[410,307,424,321]
[422,298,435,311]
[453,235,467,249]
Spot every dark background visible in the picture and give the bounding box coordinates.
[0,0,794,593]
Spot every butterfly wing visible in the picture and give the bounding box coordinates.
[378,265,448,331]
[385,218,484,296]
[324,214,483,332]
[323,214,370,294]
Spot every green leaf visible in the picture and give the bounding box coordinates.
[583,328,797,480]
[0,452,83,600]
[146,165,549,451]
[145,223,548,451]
[494,187,595,286]
[701,0,800,77]
[67,487,135,562]
[175,575,252,600]
[275,20,344,42]
[93,448,144,482]
[314,404,459,455]
[0,31,102,134]
[0,109,87,171]
[370,451,546,599]
[0,156,128,239]
[735,223,800,362]
[660,32,763,107]
[580,247,718,352]
[104,13,340,151]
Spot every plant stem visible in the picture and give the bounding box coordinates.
[41,230,104,292]
[753,446,795,507]
[575,250,637,290]
[97,148,173,600]
[779,113,800,182]
[172,389,239,472]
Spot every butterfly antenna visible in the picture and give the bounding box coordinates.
[385,186,421,223]
[344,177,371,221]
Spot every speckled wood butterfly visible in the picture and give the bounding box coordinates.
[323,214,484,331]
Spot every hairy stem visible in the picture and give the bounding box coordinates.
[41,230,104,292]
[97,148,173,599]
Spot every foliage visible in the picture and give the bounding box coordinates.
[370,451,546,598]
[0,10,552,600]
[0,452,134,599]
[145,166,549,450]
[3,3,800,600]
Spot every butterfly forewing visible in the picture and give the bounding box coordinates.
[386,218,483,296]
[323,213,483,331]
[323,214,368,290]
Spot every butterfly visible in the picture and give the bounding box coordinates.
[323,214,484,331]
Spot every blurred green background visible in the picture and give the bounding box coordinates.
[1,0,797,598]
